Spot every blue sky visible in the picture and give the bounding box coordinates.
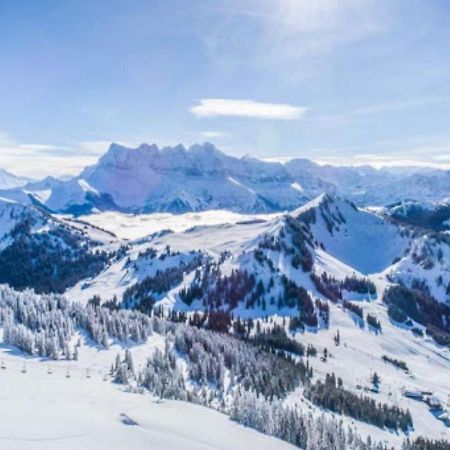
[1,0,450,176]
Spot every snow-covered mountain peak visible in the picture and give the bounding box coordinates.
[188,142,225,161]
[1,141,449,215]
[0,168,31,190]
[96,142,161,170]
[290,193,349,220]
[136,142,161,153]
[288,193,411,274]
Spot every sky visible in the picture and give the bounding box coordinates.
[1,0,450,177]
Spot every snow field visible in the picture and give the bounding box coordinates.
[0,336,295,450]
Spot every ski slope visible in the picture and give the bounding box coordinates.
[0,341,295,450]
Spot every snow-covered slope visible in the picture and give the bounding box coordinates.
[0,198,115,293]
[385,198,450,231]
[0,197,113,247]
[292,194,411,274]
[386,233,450,304]
[0,168,30,189]
[0,197,33,243]
[0,286,296,450]
[0,358,294,450]
[2,279,450,448]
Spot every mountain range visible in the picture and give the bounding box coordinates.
[0,166,450,446]
[1,142,449,214]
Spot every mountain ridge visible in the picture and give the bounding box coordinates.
[0,142,449,214]
[0,168,31,190]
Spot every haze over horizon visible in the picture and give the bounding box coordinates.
[1,0,450,177]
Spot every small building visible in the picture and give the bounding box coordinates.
[426,396,441,410]
[404,389,423,400]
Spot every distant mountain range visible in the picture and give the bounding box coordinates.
[1,142,449,214]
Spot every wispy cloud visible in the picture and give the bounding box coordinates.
[198,131,228,139]
[198,0,388,78]
[190,98,307,120]
[305,95,450,130]
[351,95,450,116]
[0,135,128,178]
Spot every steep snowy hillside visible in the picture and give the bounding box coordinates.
[0,199,115,293]
[0,286,300,450]
[0,197,35,242]
[386,198,450,231]
[386,232,450,304]
[292,194,411,274]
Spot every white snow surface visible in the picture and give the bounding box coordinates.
[285,295,450,446]
[0,168,30,190]
[0,338,294,450]
[76,209,282,240]
[2,194,450,447]
[387,234,450,304]
[290,195,411,274]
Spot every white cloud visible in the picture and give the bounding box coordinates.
[432,154,450,162]
[190,98,307,119]
[0,136,105,178]
[199,131,228,139]
[0,132,153,178]
[0,146,98,178]
[313,155,450,169]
